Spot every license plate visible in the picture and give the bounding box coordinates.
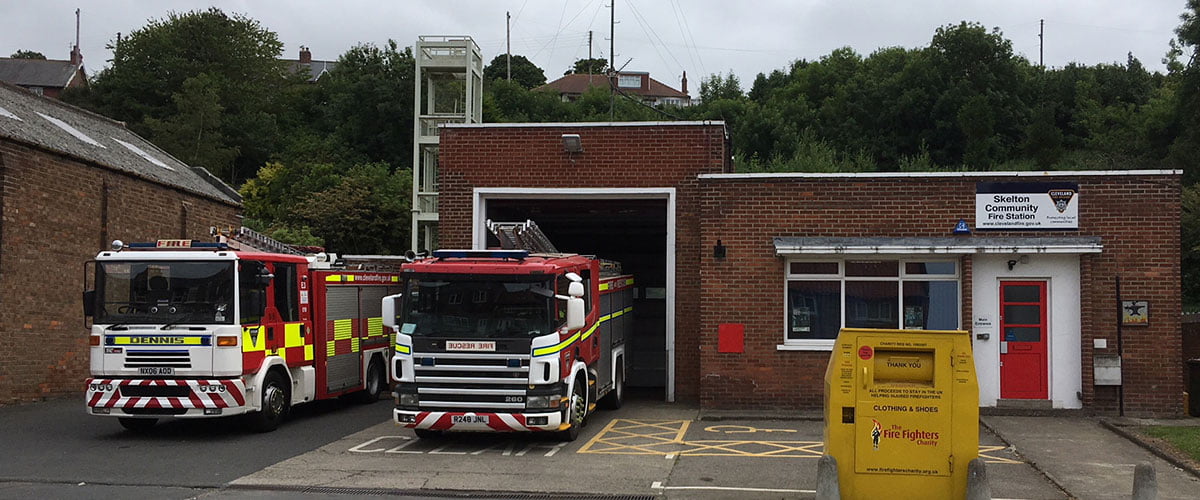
[451,414,490,424]
[138,367,174,375]
[445,341,496,352]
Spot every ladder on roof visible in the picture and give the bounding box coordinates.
[485,219,559,253]
[214,226,305,255]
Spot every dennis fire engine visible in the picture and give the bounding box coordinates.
[384,221,633,441]
[83,228,402,432]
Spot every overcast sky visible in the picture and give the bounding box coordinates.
[0,0,1189,95]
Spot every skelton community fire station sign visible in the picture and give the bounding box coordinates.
[975,182,1079,230]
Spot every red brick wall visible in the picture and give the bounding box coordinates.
[699,174,1182,416]
[0,139,240,403]
[438,124,728,402]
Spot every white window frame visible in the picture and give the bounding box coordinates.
[779,257,961,351]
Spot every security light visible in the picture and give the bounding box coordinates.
[562,134,583,153]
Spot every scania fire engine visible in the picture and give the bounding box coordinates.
[83,228,402,432]
[384,221,633,441]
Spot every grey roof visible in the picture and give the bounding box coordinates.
[285,60,337,82]
[0,81,240,205]
[773,236,1103,254]
[0,58,82,88]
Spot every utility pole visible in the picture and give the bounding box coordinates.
[588,30,594,85]
[609,0,615,120]
[1039,19,1044,68]
[506,11,512,81]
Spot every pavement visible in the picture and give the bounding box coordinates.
[983,415,1200,500]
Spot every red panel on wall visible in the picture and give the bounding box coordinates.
[718,323,744,353]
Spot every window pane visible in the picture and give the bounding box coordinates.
[903,281,959,330]
[845,260,898,277]
[1004,327,1041,342]
[845,281,898,328]
[790,262,839,275]
[787,281,841,340]
[1003,285,1041,302]
[904,261,956,275]
[1004,305,1041,325]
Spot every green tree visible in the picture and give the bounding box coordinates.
[142,74,240,175]
[699,71,743,102]
[9,50,46,59]
[320,40,415,169]
[565,57,610,75]
[483,54,546,89]
[69,8,292,184]
[292,163,412,254]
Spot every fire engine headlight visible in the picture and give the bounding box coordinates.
[216,335,238,347]
[526,395,559,409]
[398,393,419,406]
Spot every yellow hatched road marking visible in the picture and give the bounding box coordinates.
[578,419,1025,462]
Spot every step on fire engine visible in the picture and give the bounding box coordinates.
[83,227,403,432]
[383,220,633,441]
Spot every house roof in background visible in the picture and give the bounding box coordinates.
[284,59,337,82]
[537,73,689,99]
[0,81,240,205]
[0,58,83,88]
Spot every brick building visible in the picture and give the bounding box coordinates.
[438,121,1183,417]
[0,81,241,402]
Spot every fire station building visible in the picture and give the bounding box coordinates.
[437,121,1183,417]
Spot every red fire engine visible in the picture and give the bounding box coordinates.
[384,221,633,441]
[83,228,402,432]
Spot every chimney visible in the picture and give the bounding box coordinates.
[70,45,83,66]
[299,46,312,64]
[681,71,688,95]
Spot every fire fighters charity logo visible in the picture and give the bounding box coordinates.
[871,419,882,450]
[1048,189,1076,213]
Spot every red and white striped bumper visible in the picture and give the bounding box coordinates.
[395,409,564,432]
[85,378,248,417]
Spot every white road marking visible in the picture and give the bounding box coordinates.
[651,481,814,494]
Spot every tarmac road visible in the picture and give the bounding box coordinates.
[8,391,1163,500]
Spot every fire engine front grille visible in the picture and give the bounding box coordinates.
[412,352,532,409]
[123,350,191,369]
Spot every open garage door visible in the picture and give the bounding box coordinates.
[475,191,674,400]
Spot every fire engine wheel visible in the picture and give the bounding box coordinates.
[557,376,587,442]
[353,358,386,404]
[599,360,624,410]
[250,371,290,432]
[118,417,157,432]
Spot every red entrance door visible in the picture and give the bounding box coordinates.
[999,281,1048,399]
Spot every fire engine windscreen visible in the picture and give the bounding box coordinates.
[96,261,235,325]
[401,277,556,338]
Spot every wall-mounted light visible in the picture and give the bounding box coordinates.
[713,239,726,260]
[562,133,583,153]
[1007,255,1030,270]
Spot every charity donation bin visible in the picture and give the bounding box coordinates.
[823,328,979,500]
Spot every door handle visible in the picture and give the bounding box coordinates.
[1000,341,1008,354]
[299,324,306,337]
[861,366,869,389]
[267,326,275,341]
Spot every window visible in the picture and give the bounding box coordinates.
[239,261,268,325]
[783,259,960,349]
[272,263,299,322]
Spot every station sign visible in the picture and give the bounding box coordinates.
[976,182,1078,230]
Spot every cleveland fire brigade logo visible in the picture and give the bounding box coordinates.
[871,419,882,450]
[1048,189,1076,213]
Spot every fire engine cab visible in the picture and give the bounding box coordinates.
[384,221,633,441]
[83,229,402,432]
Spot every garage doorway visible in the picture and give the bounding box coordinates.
[473,188,676,402]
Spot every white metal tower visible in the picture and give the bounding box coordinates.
[410,36,483,252]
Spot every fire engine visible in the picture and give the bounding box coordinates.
[83,228,402,432]
[384,221,633,441]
